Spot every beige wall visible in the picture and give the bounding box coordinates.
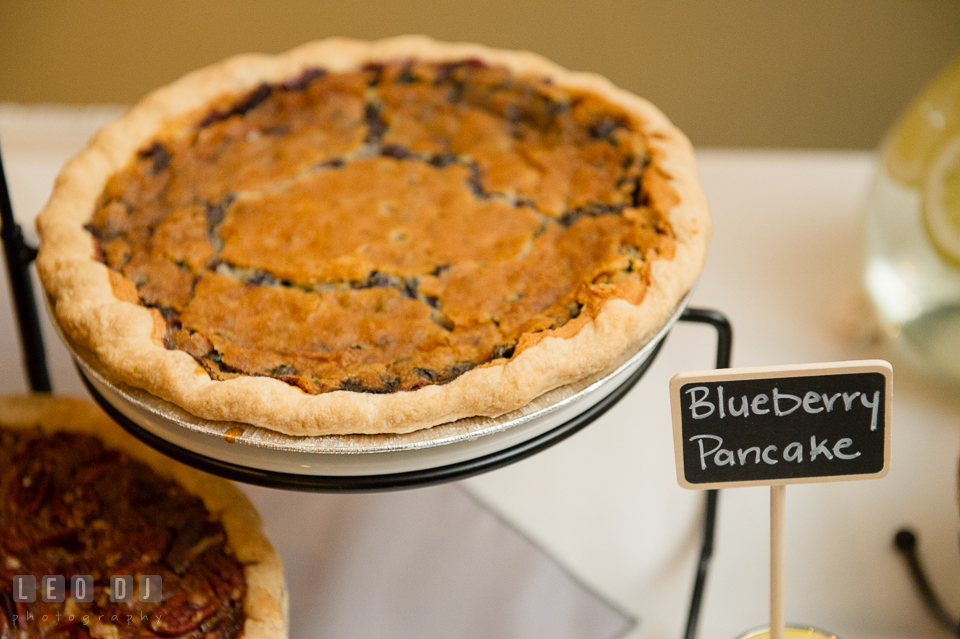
[1,0,958,148]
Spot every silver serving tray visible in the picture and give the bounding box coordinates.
[55,290,690,477]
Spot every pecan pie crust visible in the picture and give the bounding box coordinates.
[0,395,287,639]
[37,36,710,435]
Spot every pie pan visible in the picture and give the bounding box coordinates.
[51,289,690,489]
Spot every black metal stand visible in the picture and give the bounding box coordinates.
[0,145,51,393]
[676,308,731,639]
[894,528,960,636]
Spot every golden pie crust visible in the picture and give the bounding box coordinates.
[0,394,287,639]
[37,36,710,435]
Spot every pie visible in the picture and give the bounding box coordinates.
[37,36,710,436]
[0,395,287,638]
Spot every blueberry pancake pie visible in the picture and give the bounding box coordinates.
[37,36,710,435]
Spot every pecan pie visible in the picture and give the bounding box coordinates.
[0,396,287,639]
[37,36,710,435]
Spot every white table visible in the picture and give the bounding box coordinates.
[2,105,958,639]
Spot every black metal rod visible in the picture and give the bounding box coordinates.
[678,307,733,639]
[685,489,720,639]
[680,307,733,370]
[0,142,52,393]
[893,528,960,635]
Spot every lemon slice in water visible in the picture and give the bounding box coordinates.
[885,55,960,189]
[887,100,950,188]
[924,135,960,267]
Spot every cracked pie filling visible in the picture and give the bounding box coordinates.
[89,61,671,394]
[39,38,709,434]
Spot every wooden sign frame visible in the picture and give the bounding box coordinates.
[670,360,893,490]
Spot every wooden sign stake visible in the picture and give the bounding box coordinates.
[670,360,893,637]
[770,485,785,639]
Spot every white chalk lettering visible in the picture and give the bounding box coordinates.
[738,446,761,464]
[821,393,841,412]
[803,391,823,413]
[842,392,861,410]
[690,434,723,470]
[715,449,736,466]
[752,394,770,415]
[729,395,749,417]
[762,445,778,464]
[773,388,802,416]
[685,438,867,468]
[810,436,834,461]
[784,442,803,463]
[686,387,715,419]
[686,385,880,423]
[861,391,880,431]
[833,438,861,460]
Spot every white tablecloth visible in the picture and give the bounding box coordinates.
[2,105,958,639]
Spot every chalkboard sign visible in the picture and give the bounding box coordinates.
[670,360,892,489]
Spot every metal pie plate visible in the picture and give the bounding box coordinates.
[57,291,690,477]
